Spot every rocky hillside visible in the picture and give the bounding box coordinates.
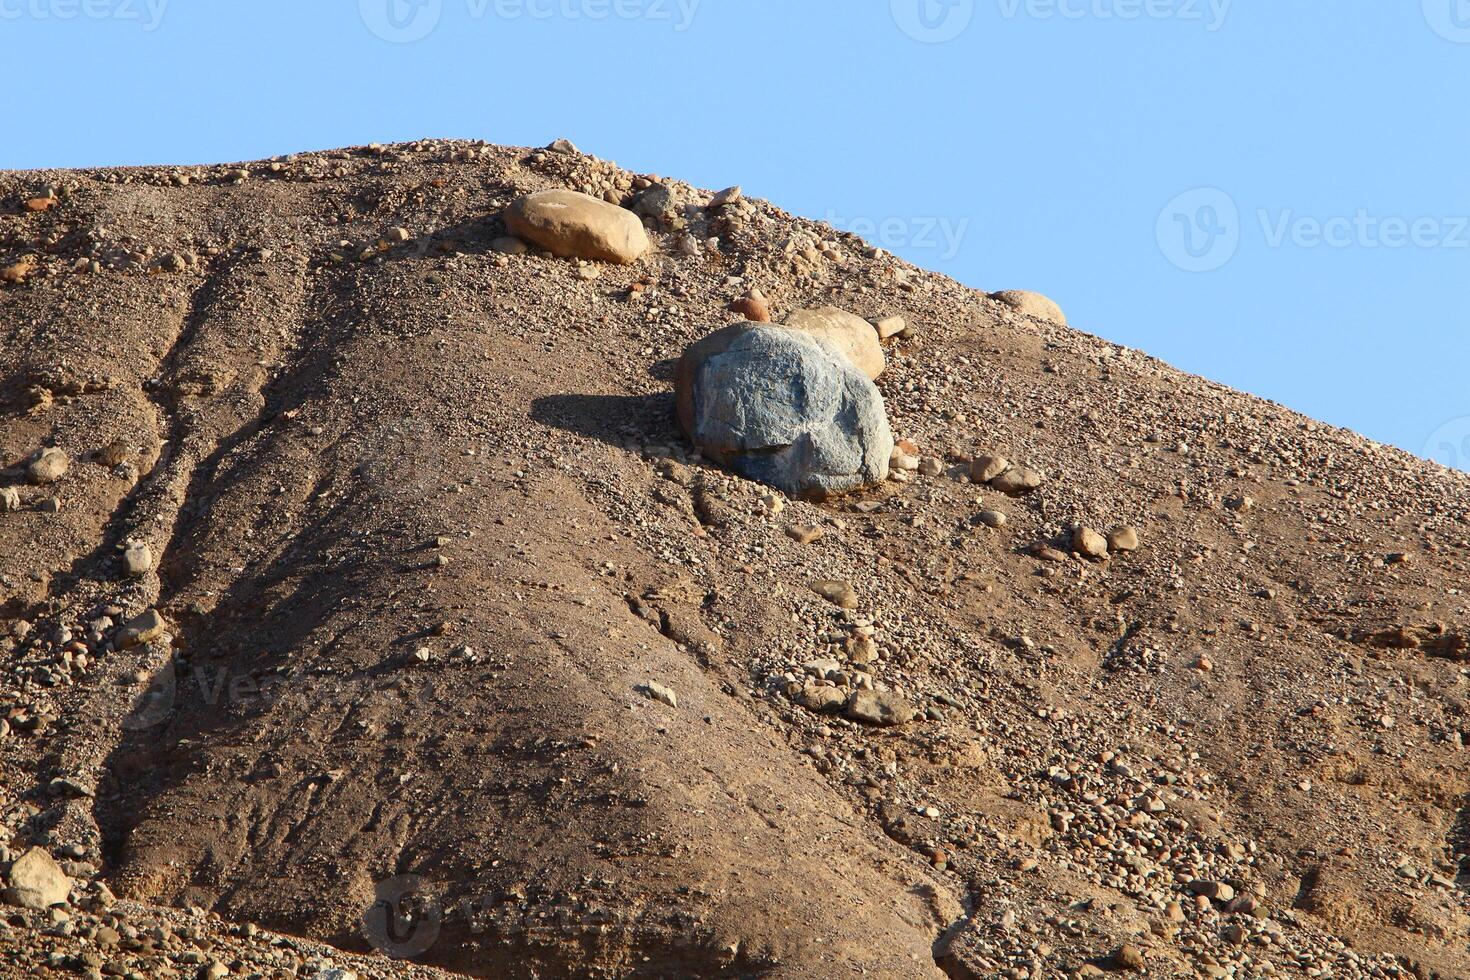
[1,139,1469,979]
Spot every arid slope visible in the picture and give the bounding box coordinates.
[1,141,1469,979]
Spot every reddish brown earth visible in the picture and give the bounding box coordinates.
[2,140,1469,978]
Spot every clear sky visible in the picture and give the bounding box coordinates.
[6,1,1469,467]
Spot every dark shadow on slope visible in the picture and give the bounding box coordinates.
[529,392,679,449]
[1451,794,1470,892]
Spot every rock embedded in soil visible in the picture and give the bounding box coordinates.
[811,579,858,609]
[844,690,914,727]
[123,542,153,577]
[1108,525,1140,552]
[969,454,1010,484]
[117,609,168,649]
[1110,944,1146,972]
[490,236,528,255]
[872,315,907,340]
[991,465,1044,497]
[27,447,69,484]
[628,183,674,220]
[675,324,893,499]
[639,681,678,709]
[0,487,19,512]
[890,448,919,473]
[785,524,825,545]
[3,847,71,910]
[504,189,650,264]
[798,685,847,713]
[782,306,886,380]
[708,185,742,208]
[1073,526,1109,561]
[990,289,1066,324]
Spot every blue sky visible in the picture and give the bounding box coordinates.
[6,1,1469,466]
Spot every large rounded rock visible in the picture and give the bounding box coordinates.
[675,324,893,499]
[990,290,1066,325]
[782,306,885,380]
[27,447,68,485]
[504,190,650,264]
[4,847,71,910]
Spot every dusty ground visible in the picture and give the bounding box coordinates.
[1,139,1468,979]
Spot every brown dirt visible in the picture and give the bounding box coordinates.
[2,139,1469,979]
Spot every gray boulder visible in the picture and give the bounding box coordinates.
[675,324,893,499]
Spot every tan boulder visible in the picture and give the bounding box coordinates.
[504,190,650,264]
[969,454,1010,484]
[872,315,907,340]
[844,690,915,727]
[811,580,858,609]
[27,447,68,485]
[4,847,71,910]
[1072,526,1109,561]
[990,290,1066,325]
[118,608,168,649]
[1108,525,1140,552]
[782,306,884,380]
[992,466,1044,497]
